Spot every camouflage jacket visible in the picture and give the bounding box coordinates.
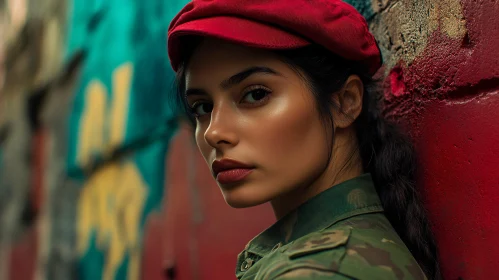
[235,174,427,280]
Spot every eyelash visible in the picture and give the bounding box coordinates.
[188,85,272,119]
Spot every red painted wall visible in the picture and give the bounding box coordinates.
[383,1,499,279]
[160,127,274,280]
[416,96,499,279]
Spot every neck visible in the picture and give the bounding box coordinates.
[270,133,363,220]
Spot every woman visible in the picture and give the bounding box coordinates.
[167,0,440,279]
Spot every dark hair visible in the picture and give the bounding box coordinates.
[175,41,440,280]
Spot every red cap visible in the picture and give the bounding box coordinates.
[168,0,382,75]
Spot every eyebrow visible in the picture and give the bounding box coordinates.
[185,66,281,97]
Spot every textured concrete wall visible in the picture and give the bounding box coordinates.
[367,0,499,279]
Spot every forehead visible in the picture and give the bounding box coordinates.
[185,38,291,85]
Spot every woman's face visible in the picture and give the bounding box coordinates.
[185,38,332,208]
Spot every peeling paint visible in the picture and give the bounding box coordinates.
[429,0,467,39]
[370,0,467,72]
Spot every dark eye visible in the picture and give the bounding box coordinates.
[191,102,213,117]
[241,87,271,104]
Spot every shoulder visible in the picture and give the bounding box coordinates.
[260,214,427,280]
[335,214,427,280]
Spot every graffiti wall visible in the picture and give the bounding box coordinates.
[1,0,182,279]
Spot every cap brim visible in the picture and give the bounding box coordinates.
[168,16,310,71]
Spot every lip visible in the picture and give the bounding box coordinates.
[212,159,254,184]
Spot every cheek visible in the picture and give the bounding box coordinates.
[251,96,329,178]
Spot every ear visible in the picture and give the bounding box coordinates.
[331,75,364,129]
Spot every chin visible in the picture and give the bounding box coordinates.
[224,198,259,208]
[220,183,271,208]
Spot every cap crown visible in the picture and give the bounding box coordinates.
[168,0,381,74]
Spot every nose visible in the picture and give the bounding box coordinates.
[204,104,239,149]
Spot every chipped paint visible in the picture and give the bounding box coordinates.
[370,0,467,72]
